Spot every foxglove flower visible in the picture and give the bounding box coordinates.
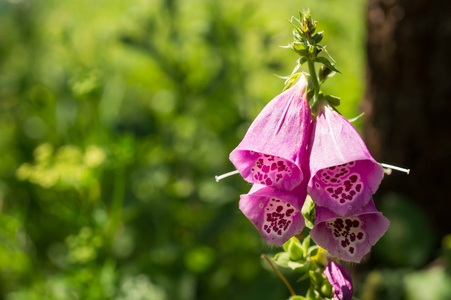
[239,183,306,246]
[310,199,389,262]
[308,101,384,216]
[230,74,311,191]
[323,259,353,300]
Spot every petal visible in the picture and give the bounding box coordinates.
[323,259,353,300]
[311,199,389,263]
[239,184,306,246]
[230,75,311,191]
[308,103,384,216]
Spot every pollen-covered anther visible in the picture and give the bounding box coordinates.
[250,154,294,187]
[262,197,298,236]
[326,217,365,256]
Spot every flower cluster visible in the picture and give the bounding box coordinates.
[229,72,389,262]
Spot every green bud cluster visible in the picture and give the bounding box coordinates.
[273,235,335,300]
[284,11,341,109]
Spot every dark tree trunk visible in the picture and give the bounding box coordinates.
[364,0,451,237]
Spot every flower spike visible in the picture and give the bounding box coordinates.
[229,74,311,191]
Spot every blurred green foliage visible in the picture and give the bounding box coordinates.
[2,0,447,299]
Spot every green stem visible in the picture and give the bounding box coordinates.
[307,59,320,103]
[261,254,296,297]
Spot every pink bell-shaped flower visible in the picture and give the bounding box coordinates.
[310,199,389,263]
[308,101,384,216]
[323,259,353,300]
[239,183,306,246]
[230,74,311,191]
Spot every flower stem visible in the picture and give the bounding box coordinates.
[261,254,296,297]
[308,59,320,103]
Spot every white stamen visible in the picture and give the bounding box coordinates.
[380,163,410,174]
[215,170,240,182]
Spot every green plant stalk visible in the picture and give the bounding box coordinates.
[307,59,320,104]
[261,254,296,297]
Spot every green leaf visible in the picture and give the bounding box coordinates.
[301,196,315,229]
[288,260,311,273]
[299,57,309,66]
[302,235,311,255]
[273,252,291,268]
[296,271,311,283]
[306,286,321,300]
[311,31,323,44]
[313,57,341,74]
[348,112,365,123]
[323,94,341,106]
[289,296,306,300]
[287,237,304,260]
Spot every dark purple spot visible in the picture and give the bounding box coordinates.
[271,163,277,170]
[266,214,272,222]
[341,238,350,247]
[286,209,294,217]
[357,232,364,240]
[344,180,352,191]
[349,247,355,254]
[276,206,283,213]
[355,184,362,192]
[352,220,360,227]
[350,175,358,183]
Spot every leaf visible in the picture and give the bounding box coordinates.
[299,57,309,66]
[348,112,365,123]
[288,260,311,273]
[301,195,315,229]
[323,94,341,106]
[273,252,291,268]
[313,57,341,74]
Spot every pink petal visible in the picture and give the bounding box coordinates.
[323,259,353,300]
[308,102,384,216]
[230,75,311,191]
[311,199,389,263]
[239,184,306,246]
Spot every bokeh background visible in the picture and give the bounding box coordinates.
[0,0,450,299]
